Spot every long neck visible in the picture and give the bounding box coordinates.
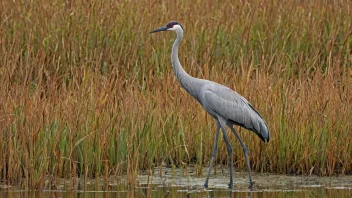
[171,30,201,101]
[171,30,189,80]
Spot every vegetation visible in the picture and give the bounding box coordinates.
[0,0,351,189]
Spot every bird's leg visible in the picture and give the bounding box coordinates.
[204,121,220,189]
[216,118,233,189]
[229,125,253,189]
[220,126,233,189]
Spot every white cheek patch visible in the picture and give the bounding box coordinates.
[168,24,182,31]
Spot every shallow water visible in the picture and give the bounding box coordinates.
[1,167,351,197]
[1,187,351,198]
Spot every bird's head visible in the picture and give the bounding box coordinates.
[149,21,183,33]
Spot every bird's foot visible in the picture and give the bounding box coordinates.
[228,182,234,189]
[204,183,209,189]
[248,181,255,191]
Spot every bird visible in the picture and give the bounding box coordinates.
[150,21,270,189]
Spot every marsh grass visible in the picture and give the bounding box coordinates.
[0,0,351,189]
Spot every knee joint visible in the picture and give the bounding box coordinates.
[227,146,233,154]
[243,146,248,153]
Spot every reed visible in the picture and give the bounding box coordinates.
[0,0,351,189]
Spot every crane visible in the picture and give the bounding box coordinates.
[150,21,270,189]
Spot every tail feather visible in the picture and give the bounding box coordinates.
[229,117,270,142]
[247,104,270,142]
[245,115,269,142]
[256,120,270,142]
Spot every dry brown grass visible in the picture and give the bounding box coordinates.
[0,0,351,189]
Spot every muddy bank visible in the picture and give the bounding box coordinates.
[137,167,352,190]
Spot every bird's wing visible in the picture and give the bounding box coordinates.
[203,83,269,142]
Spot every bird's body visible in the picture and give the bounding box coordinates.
[150,21,269,189]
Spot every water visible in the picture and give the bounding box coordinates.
[1,167,351,197]
[1,187,351,198]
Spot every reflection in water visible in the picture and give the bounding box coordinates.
[1,186,351,198]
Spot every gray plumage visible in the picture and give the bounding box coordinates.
[150,21,269,189]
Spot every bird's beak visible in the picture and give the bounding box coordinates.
[149,26,168,34]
